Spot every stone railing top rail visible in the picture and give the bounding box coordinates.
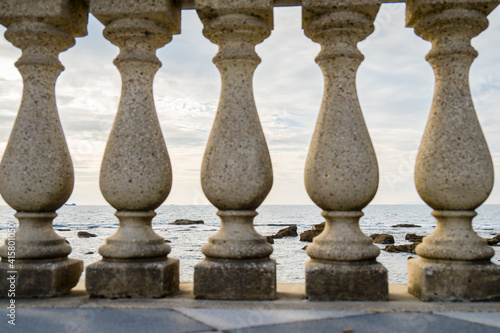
[180,0,404,8]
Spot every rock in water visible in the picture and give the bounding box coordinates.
[272,225,298,239]
[265,236,275,244]
[170,219,204,225]
[384,245,398,253]
[487,238,499,246]
[312,222,325,231]
[405,233,425,242]
[391,223,421,228]
[300,229,323,242]
[78,231,97,238]
[384,243,418,254]
[370,233,395,244]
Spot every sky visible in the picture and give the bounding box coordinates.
[0,4,499,207]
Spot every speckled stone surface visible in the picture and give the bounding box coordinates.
[302,1,387,301]
[193,0,276,300]
[194,258,276,300]
[306,260,388,301]
[0,0,88,297]
[86,258,179,298]
[408,258,500,302]
[0,259,82,298]
[85,0,180,298]
[406,0,500,301]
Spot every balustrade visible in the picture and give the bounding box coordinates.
[302,0,388,301]
[406,0,500,301]
[0,0,498,302]
[85,0,181,298]
[0,0,88,297]
[193,0,276,300]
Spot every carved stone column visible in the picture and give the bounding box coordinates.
[406,0,500,301]
[0,0,88,297]
[302,0,387,301]
[193,0,275,300]
[85,0,181,298]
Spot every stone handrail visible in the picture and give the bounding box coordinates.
[0,0,499,302]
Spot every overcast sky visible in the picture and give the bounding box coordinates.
[0,4,499,206]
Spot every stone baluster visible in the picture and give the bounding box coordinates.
[302,1,388,301]
[0,0,88,297]
[85,0,181,298]
[406,0,500,301]
[193,0,275,300]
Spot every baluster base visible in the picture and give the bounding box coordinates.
[86,257,179,298]
[0,258,82,297]
[194,258,276,300]
[305,259,388,301]
[408,257,500,302]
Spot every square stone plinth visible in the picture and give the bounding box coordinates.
[194,258,276,300]
[408,257,500,302]
[305,259,388,301]
[86,257,179,298]
[0,258,82,297]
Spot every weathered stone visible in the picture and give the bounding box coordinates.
[170,219,204,225]
[302,1,387,301]
[408,257,500,302]
[305,260,388,301]
[370,234,395,244]
[85,0,180,298]
[194,259,276,300]
[494,234,500,241]
[405,233,425,242]
[272,225,298,238]
[0,0,88,297]
[406,0,499,301]
[0,0,89,37]
[300,229,323,242]
[78,231,97,238]
[193,0,275,300]
[86,258,179,298]
[307,212,381,262]
[392,224,421,228]
[88,0,181,34]
[194,2,273,212]
[0,259,82,297]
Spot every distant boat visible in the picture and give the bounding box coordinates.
[64,203,76,206]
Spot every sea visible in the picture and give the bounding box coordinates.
[0,204,499,284]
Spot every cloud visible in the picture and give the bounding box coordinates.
[0,5,499,207]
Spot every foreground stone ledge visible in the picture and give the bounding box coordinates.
[4,283,500,313]
[408,257,500,302]
[306,259,388,301]
[0,259,82,298]
[86,258,179,298]
[194,258,276,300]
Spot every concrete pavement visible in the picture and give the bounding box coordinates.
[1,283,499,332]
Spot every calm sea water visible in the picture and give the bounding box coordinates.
[0,204,499,284]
